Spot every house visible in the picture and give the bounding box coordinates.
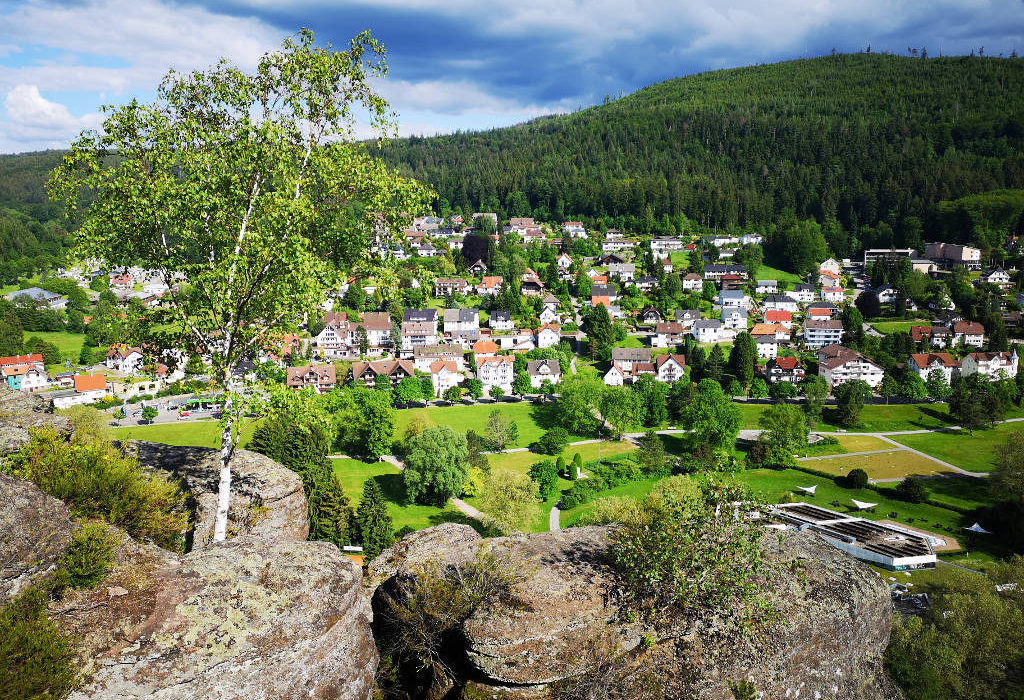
[2,364,48,392]
[603,360,655,386]
[952,321,985,347]
[536,324,561,349]
[443,308,479,335]
[435,278,471,297]
[692,319,725,344]
[786,284,815,304]
[681,273,704,291]
[6,287,66,309]
[673,309,702,328]
[718,289,751,309]
[650,236,684,254]
[704,263,747,280]
[764,309,794,328]
[635,275,658,292]
[428,360,463,398]
[653,322,687,348]
[930,326,953,348]
[51,373,109,409]
[527,359,562,389]
[591,284,618,302]
[909,353,957,384]
[817,346,884,388]
[817,270,842,288]
[539,306,559,325]
[661,258,673,274]
[762,295,799,313]
[750,323,790,341]
[556,253,574,273]
[0,353,44,372]
[756,280,779,295]
[607,262,636,281]
[961,351,1019,380]
[804,319,844,348]
[610,347,652,372]
[476,276,503,296]
[655,354,687,383]
[638,307,665,325]
[489,310,514,331]
[105,345,145,374]
[765,356,805,384]
[476,355,514,395]
[351,358,415,386]
[542,293,559,312]
[562,221,586,237]
[819,258,842,275]
[472,339,500,357]
[602,237,633,252]
[413,344,464,373]
[401,321,439,352]
[359,312,393,354]
[468,259,488,276]
[754,335,779,359]
[926,242,982,270]
[721,307,748,330]
[520,270,544,296]
[315,312,358,360]
[806,302,839,319]
[820,286,845,303]
[875,285,898,304]
[286,364,337,393]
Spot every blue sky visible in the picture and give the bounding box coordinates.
[1,0,1023,153]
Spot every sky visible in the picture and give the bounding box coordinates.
[1,0,1023,153]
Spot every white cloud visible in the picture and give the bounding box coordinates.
[1,84,102,149]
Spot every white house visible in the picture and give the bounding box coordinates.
[756,280,779,295]
[650,237,684,255]
[721,308,748,330]
[961,351,1018,380]
[51,373,108,409]
[754,336,779,359]
[429,360,463,397]
[673,309,702,329]
[476,355,514,395]
[819,258,842,275]
[443,308,479,335]
[909,353,957,384]
[718,289,751,309]
[655,354,686,383]
[489,310,514,331]
[981,268,1012,287]
[692,319,724,344]
[607,262,636,281]
[804,319,844,348]
[105,345,145,374]
[536,324,561,349]
[681,273,703,291]
[610,347,651,372]
[952,321,985,347]
[786,284,815,304]
[653,322,687,348]
[539,306,559,325]
[818,346,884,388]
[820,286,845,303]
[527,358,562,389]
[761,295,799,313]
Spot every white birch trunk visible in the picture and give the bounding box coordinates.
[213,414,234,542]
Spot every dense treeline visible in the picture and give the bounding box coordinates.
[382,54,1024,255]
[0,151,70,282]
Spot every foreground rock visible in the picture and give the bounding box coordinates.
[130,441,309,548]
[370,524,902,700]
[61,533,375,700]
[0,384,71,454]
[0,472,74,603]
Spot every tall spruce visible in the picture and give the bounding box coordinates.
[356,478,394,559]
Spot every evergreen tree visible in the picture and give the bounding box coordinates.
[705,345,725,383]
[355,478,394,559]
[728,332,757,388]
[0,310,24,356]
[570,452,583,480]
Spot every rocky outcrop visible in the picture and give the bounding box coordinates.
[129,441,309,548]
[370,524,903,700]
[0,472,74,603]
[59,532,375,700]
[0,383,70,454]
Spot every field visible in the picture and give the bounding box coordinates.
[798,435,894,457]
[799,449,954,480]
[394,400,587,449]
[112,419,260,449]
[754,264,804,286]
[27,330,87,364]
[870,319,928,335]
[875,475,995,512]
[612,335,646,349]
[330,457,465,532]
[891,423,1024,473]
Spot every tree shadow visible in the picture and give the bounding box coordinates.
[373,472,410,505]
[428,510,504,537]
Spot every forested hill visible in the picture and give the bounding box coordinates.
[381,53,1024,256]
[0,151,68,282]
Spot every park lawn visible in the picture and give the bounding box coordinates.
[870,319,928,335]
[613,335,646,349]
[799,449,954,480]
[818,403,955,433]
[330,457,462,532]
[112,419,259,449]
[26,331,86,363]
[393,400,587,449]
[876,475,995,512]
[560,478,664,527]
[669,251,690,268]
[798,434,895,457]
[755,264,803,286]
[735,468,969,533]
[890,423,1024,473]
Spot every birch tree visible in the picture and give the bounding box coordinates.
[49,30,431,542]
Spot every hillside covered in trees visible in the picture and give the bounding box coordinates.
[382,53,1024,258]
[0,151,68,283]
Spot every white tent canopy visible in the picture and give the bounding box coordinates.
[851,499,877,510]
[965,522,991,534]
[797,485,817,495]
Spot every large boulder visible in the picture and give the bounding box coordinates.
[370,524,902,700]
[129,441,309,548]
[58,532,376,700]
[0,383,71,455]
[0,472,74,603]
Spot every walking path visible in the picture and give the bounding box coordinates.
[549,504,561,531]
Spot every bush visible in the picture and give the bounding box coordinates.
[895,477,928,504]
[841,468,870,490]
[56,522,118,591]
[4,428,189,551]
[0,587,78,699]
[533,427,570,455]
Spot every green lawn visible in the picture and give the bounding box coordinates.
[26,331,86,363]
[875,475,996,512]
[870,319,928,335]
[394,400,587,449]
[755,264,803,286]
[330,457,465,532]
[891,423,1024,473]
[738,402,961,433]
[112,419,260,449]
[613,335,646,349]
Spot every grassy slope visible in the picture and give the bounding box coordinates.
[25,330,86,362]
[112,420,260,449]
[394,400,589,449]
[891,423,1024,473]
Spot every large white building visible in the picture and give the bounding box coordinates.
[909,353,957,384]
[476,355,514,395]
[961,351,1018,380]
[803,320,844,349]
[818,346,884,388]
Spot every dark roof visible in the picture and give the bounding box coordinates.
[403,308,437,323]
